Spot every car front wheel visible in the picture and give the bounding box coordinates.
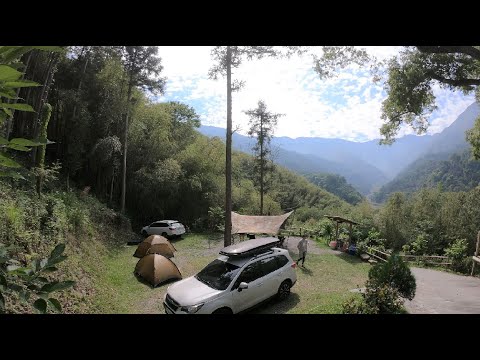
[277,280,291,300]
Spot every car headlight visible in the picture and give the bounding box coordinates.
[180,303,204,314]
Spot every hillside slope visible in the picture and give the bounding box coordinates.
[372,150,480,202]
[0,182,137,314]
[304,173,364,205]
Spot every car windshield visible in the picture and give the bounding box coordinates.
[195,259,241,290]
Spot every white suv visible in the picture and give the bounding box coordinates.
[163,237,297,314]
[141,220,186,238]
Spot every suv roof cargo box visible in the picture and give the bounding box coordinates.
[220,237,281,257]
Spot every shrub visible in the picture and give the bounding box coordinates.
[207,206,224,232]
[402,234,428,256]
[369,254,416,300]
[343,253,416,314]
[444,239,469,273]
[342,283,404,314]
[0,243,74,314]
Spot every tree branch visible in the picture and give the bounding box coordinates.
[417,46,480,60]
[430,73,480,87]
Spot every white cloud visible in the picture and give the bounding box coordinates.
[156,46,475,141]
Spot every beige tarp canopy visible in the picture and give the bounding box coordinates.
[231,211,294,235]
[134,235,176,258]
[134,254,182,287]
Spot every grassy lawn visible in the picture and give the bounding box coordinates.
[253,250,370,314]
[91,233,371,314]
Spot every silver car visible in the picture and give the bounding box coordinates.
[163,237,297,314]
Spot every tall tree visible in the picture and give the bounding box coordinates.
[244,100,283,214]
[209,46,304,246]
[120,46,166,213]
[313,46,480,149]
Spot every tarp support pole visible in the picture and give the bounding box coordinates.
[471,230,480,276]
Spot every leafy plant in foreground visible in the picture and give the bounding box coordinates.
[0,243,75,313]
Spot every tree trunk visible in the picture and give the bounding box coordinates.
[224,46,233,247]
[31,53,55,167]
[260,113,264,215]
[63,49,89,181]
[71,49,90,126]
[5,52,32,140]
[110,173,115,204]
[35,103,52,196]
[17,51,39,138]
[121,52,136,214]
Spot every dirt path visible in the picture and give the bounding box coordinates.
[404,267,480,314]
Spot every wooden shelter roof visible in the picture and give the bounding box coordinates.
[324,215,359,226]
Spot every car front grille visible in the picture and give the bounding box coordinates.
[165,294,180,312]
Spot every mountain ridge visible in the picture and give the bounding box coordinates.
[199,102,480,197]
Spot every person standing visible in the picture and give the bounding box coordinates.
[297,236,308,267]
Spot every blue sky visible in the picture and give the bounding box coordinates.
[155,46,475,142]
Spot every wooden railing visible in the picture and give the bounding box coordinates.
[399,254,451,266]
[364,246,452,267]
[365,247,390,262]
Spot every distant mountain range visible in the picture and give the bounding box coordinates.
[198,102,480,197]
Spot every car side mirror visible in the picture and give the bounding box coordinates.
[238,282,248,292]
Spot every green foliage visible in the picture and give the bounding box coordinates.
[343,252,413,314]
[379,192,410,250]
[373,150,480,202]
[0,46,57,178]
[368,254,416,300]
[467,116,480,160]
[402,234,428,256]
[0,180,135,313]
[305,173,364,205]
[314,46,370,80]
[375,185,480,265]
[123,46,166,95]
[0,243,74,314]
[312,46,480,152]
[36,103,52,195]
[317,218,334,239]
[357,228,386,253]
[207,206,224,232]
[244,100,283,214]
[342,283,404,314]
[444,239,470,273]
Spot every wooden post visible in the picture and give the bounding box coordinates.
[471,231,480,276]
[334,221,339,249]
[349,223,352,243]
